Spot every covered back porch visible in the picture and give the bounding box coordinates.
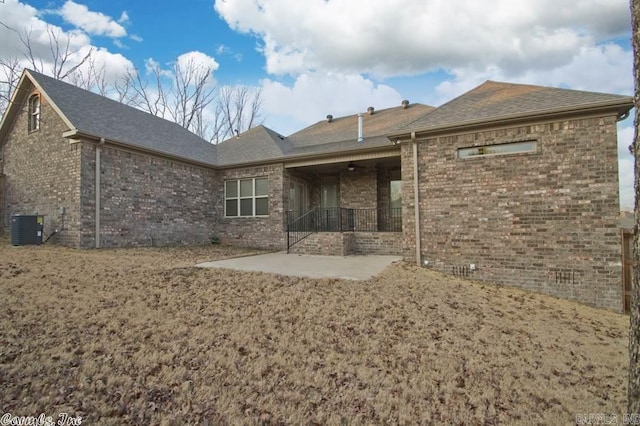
[284,153,403,255]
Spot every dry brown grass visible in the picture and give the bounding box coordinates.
[0,238,629,424]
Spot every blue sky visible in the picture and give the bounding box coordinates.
[0,0,635,210]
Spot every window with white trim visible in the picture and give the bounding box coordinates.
[225,177,269,217]
[28,94,40,132]
[458,140,537,159]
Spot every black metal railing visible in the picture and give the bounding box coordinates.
[286,207,402,252]
[286,208,319,252]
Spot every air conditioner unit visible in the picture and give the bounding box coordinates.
[11,215,44,246]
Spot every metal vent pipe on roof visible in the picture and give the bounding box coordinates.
[357,113,363,143]
[327,114,333,123]
[367,106,375,115]
[402,100,410,109]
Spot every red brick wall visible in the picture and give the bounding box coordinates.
[289,232,354,256]
[215,164,286,250]
[79,144,217,248]
[340,169,377,209]
[401,115,623,311]
[289,231,402,256]
[1,87,82,247]
[352,232,402,255]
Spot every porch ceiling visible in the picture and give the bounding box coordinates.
[284,150,399,169]
[287,155,400,174]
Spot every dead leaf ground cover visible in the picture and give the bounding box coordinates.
[0,238,629,424]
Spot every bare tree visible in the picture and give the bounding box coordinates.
[11,23,92,82]
[630,0,640,413]
[67,58,110,96]
[125,63,168,118]
[169,57,216,131]
[212,85,262,143]
[0,56,21,114]
[0,21,93,115]
[126,59,262,143]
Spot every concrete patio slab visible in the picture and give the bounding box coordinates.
[195,252,403,280]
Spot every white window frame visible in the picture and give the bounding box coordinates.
[225,177,269,217]
[458,140,537,159]
[28,94,40,132]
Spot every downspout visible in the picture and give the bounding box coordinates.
[95,137,105,248]
[412,132,421,266]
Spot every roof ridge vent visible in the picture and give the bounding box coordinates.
[326,114,333,123]
[401,100,409,109]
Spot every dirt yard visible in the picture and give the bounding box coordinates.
[0,238,629,424]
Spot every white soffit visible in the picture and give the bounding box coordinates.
[284,150,399,168]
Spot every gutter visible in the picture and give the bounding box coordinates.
[411,131,421,266]
[223,144,401,170]
[64,128,409,172]
[388,99,635,141]
[63,130,218,170]
[63,130,403,171]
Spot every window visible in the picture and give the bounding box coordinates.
[28,94,40,132]
[458,140,537,159]
[225,177,268,217]
[390,180,402,210]
[389,170,402,231]
[389,169,402,210]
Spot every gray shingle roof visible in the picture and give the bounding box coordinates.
[399,80,633,133]
[9,71,632,168]
[28,70,218,165]
[288,104,435,148]
[214,104,434,164]
[216,125,291,165]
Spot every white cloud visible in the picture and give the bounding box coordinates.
[59,0,127,38]
[215,44,243,62]
[118,11,130,25]
[130,34,143,42]
[0,0,133,99]
[429,43,632,106]
[261,72,403,134]
[176,51,219,74]
[216,44,230,55]
[144,57,171,78]
[618,124,635,212]
[214,0,629,77]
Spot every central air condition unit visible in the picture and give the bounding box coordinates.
[10,215,44,246]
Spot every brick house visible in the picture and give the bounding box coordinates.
[0,69,633,311]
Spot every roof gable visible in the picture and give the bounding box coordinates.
[15,70,217,166]
[399,81,633,134]
[216,125,291,165]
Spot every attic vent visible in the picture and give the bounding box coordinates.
[367,106,375,115]
[326,114,333,123]
[401,100,409,109]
